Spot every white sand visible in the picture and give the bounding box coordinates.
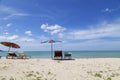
[0,58,120,80]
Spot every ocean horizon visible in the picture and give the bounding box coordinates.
[0,50,120,58]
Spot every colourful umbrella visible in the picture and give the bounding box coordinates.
[41,40,61,58]
[0,42,20,52]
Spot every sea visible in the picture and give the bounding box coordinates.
[0,51,120,58]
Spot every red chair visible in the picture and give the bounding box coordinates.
[54,51,63,60]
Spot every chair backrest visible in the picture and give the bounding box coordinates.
[18,52,25,57]
[54,51,62,57]
[64,52,72,56]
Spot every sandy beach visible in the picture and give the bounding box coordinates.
[0,58,120,80]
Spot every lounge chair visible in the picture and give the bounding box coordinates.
[17,52,31,59]
[54,50,63,60]
[6,52,17,59]
[64,52,72,60]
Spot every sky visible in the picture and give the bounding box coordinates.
[0,0,120,51]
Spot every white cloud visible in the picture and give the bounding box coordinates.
[0,5,30,20]
[103,8,112,12]
[0,35,19,41]
[102,7,120,13]
[65,19,120,40]
[25,31,32,36]
[19,38,35,42]
[61,39,120,51]
[3,32,9,35]
[7,35,19,40]
[0,23,12,36]
[41,24,66,35]
[0,34,35,43]
[6,23,12,27]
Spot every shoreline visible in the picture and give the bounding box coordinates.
[1,56,120,59]
[1,51,120,59]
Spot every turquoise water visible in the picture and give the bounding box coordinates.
[0,51,120,58]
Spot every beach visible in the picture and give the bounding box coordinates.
[0,58,120,80]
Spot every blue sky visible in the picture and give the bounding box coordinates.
[0,0,120,51]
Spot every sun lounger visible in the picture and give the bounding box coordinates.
[17,52,31,59]
[54,50,63,60]
[6,52,17,59]
[64,52,72,60]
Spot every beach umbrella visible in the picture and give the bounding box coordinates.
[41,40,61,58]
[0,42,20,52]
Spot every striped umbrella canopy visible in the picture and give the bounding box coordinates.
[0,42,20,52]
[41,40,61,44]
[41,40,61,58]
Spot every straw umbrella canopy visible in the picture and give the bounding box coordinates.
[0,42,20,52]
[41,40,61,58]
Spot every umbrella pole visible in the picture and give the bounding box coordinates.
[51,43,53,59]
[8,47,11,52]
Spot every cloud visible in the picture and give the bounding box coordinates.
[3,32,9,35]
[25,31,32,36]
[0,35,19,41]
[0,34,35,42]
[19,38,35,42]
[1,14,29,20]
[61,39,120,51]
[102,7,120,13]
[6,23,12,27]
[7,35,19,40]
[103,8,112,12]
[65,19,120,40]
[40,19,120,40]
[0,23,13,36]
[0,5,30,20]
[41,24,66,35]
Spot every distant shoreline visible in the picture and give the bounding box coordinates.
[1,51,120,58]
